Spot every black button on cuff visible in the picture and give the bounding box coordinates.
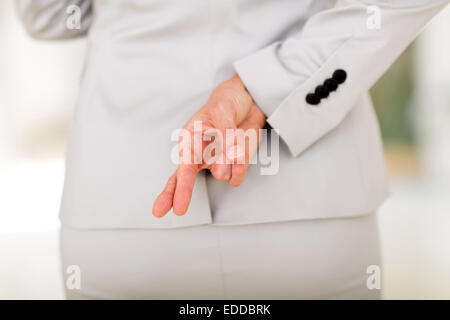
[315,85,330,99]
[332,69,347,84]
[324,78,338,92]
[306,93,320,105]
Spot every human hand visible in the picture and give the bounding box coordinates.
[152,74,266,217]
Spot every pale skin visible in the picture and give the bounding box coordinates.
[152,74,266,217]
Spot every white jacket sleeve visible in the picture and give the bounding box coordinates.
[15,0,92,40]
[234,0,449,157]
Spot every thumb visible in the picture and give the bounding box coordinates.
[229,104,266,187]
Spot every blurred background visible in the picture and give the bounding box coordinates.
[0,0,449,299]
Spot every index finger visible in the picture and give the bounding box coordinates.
[172,164,198,215]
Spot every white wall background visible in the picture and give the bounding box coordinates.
[378,4,450,299]
[0,0,86,299]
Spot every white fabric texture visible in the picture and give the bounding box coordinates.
[61,213,381,300]
[15,0,449,229]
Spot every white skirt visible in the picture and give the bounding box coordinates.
[60,213,381,299]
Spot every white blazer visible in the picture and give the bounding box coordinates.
[16,0,449,229]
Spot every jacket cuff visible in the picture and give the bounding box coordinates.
[234,43,354,158]
[233,42,300,117]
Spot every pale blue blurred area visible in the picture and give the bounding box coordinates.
[0,0,449,299]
